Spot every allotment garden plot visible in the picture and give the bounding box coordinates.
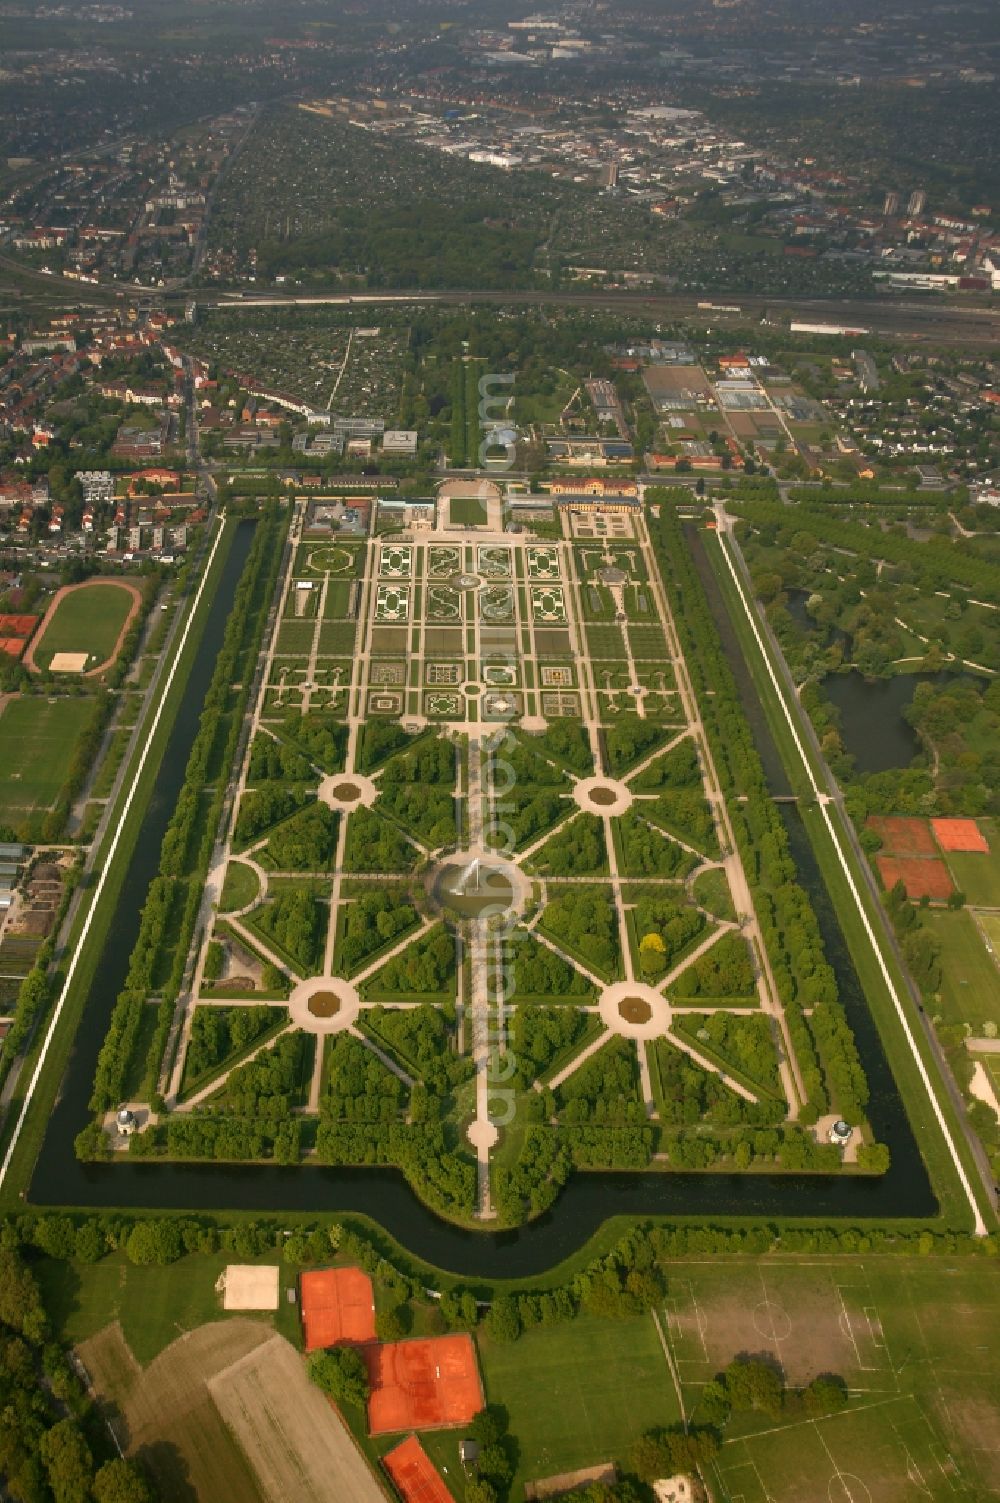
[111,503,884,1227]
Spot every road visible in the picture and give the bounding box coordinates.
[1,249,997,347]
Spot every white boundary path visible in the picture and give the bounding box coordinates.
[714,518,989,1236]
[0,515,229,1192]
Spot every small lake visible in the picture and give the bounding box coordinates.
[822,672,946,775]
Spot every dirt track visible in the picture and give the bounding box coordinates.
[23,576,142,677]
[77,1320,388,1503]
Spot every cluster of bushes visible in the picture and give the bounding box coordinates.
[264,802,338,871]
[539,886,619,979]
[235,784,310,847]
[343,807,417,873]
[314,1118,478,1220]
[650,1038,783,1130]
[0,1241,156,1503]
[633,894,705,978]
[276,711,347,773]
[83,507,287,1125]
[510,930,593,1000]
[508,1006,588,1088]
[248,734,314,782]
[617,810,694,879]
[660,1124,841,1172]
[378,781,456,848]
[556,1038,644,1126]
[362,1001,467,1091]
[250,886,326,973]
[323,1033,407,1121]
[335,887,419,976]
[182,1005,284,1093]
[529,812,606,877]
[602,717,666,777]
[670,932,756,1000]
[676,1011,781,1096]
[363,927,455,999]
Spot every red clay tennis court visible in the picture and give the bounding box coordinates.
[0,614,38,638]
[876,855,955,902]
[299,1266,376,1352]
[931,818,990,854]
[382,1436,455,1503]
[866,815,937,856]
[367,1334,484,1436]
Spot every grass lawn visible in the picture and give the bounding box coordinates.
[0,694,94,831]
[219,860,261,914]
[924,909,1000,1032]
[449,496,488,527]
[481,1311,680,1495]
[34,581,134,669]
[943,824,1000,907]
[34,1251,301,1366]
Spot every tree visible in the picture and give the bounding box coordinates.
[803,1375,848,1416]
[484,1294,521,1344]
[376,1304,409,1342]
[307,1346,369,1408]
[39,1420,93,1503]
[724,1357,784,1417]
[125,1220,182,1266]
[93,1459,156,1503]
[465,1480,498,1503]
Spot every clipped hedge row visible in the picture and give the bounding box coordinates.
[650,507,872,1126]
[84,508,287,1118]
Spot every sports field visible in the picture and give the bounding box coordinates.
[941,821,1000,906]
[924,909,1000,1032]
[0,694,94,832]
[480,1311,682,1495]
[659,1257,1000,1503]
[30,579,138,672]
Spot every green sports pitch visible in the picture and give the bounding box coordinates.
[0,696,95,833]
[33,581,135,671]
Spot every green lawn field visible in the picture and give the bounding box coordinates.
[480,1310,681,1494]
[0,694,94,833]
[35,1252,301,1366]
[449,495,488,527]
[33,581,135,670]
[924,909,1000,1031]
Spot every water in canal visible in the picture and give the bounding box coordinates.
[27,522,936,1279]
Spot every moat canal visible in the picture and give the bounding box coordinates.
[28,522,935,1279]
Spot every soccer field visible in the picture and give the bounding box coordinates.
[0,695,94,833]
[660,1257,1000,1503]
[480,1311,681,1493]
[924,910,1000,1032]
[32,581,136,671]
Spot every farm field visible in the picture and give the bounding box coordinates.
[30,579,138,671]
[0,694,93,833]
